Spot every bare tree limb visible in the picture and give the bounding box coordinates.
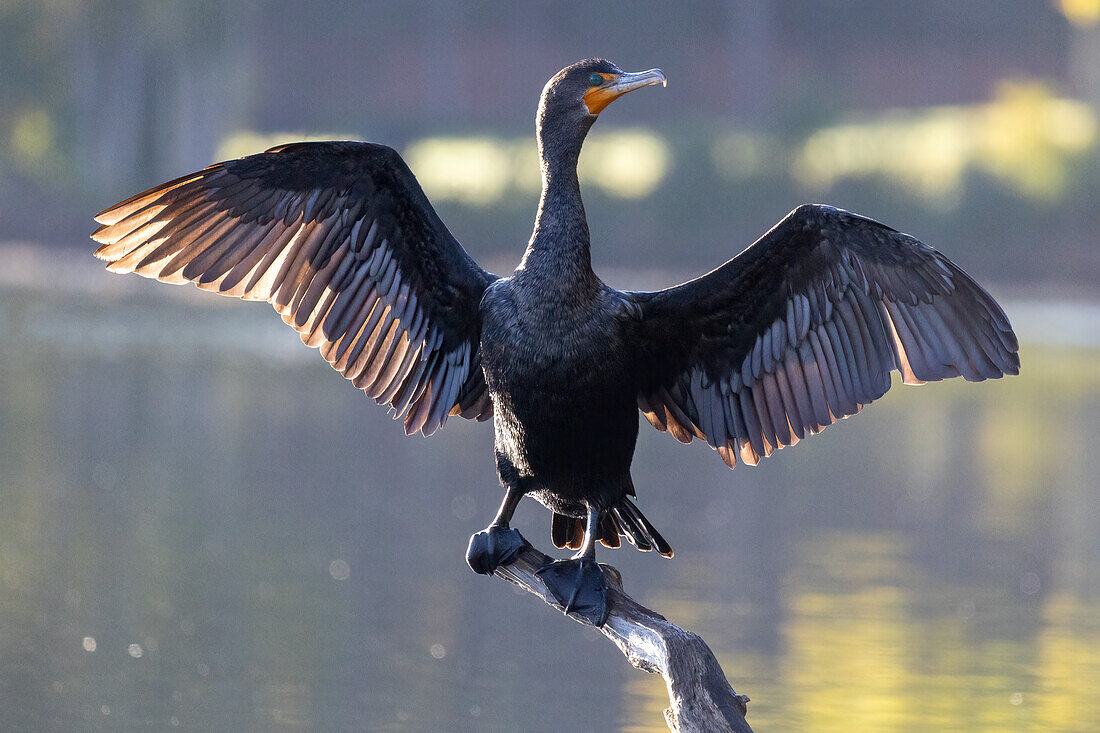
[492,539,754,733]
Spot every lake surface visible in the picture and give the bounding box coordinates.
[1,266,1098,732]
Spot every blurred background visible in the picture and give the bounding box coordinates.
[1,1,1098,731]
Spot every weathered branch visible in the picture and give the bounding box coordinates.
[493,540,753,733]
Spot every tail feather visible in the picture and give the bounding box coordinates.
[554,510,572,545]
[550,501,673,558]
[611,506,653,551]
[569,516,585,549]
[613,499,674,557]
[551,513,571,549]
[551,512,585,550]
[598,513,621,548]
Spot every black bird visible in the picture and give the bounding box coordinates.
[92,59,1019,625]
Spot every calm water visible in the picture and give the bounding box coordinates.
[1,273,1098,732]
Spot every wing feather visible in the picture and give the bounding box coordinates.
[93,141,496,434]
[630,204,1019,468]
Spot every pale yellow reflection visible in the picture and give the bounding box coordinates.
[975,345,1099,535]
[784,533,922,732]
[578,130,670,198]
[1058,0,1100,27]
[404,130,670,205]
[617,624,777,733]
[612,507,1100,731]
[1035,594,1100,728]
[619,675,675,733]
[976,390,1062,535]
[712,130,780,182]
[403,136,514,206]
[792,81,1096,205]
[11,107,53,165]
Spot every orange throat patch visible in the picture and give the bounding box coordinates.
[583,74,621,114]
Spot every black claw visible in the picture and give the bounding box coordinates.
[536,556,609,626]
[466,526,527,575]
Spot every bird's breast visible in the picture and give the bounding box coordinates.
[478,279,640,488]
[479,279,633,391]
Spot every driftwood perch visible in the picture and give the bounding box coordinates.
[493,539,753,733]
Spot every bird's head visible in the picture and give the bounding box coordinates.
[539,58,667,122]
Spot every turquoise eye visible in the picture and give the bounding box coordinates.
[589,73,603,86]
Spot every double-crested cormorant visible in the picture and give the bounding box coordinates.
[93,59,1019,625]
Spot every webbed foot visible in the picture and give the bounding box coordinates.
[536,556,609,626]
[466,526,527,575]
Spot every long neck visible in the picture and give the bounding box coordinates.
[518,110,597,290]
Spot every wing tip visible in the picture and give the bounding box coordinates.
[716,443,737,469]
[90,225,113,245]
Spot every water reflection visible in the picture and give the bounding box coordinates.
[1,281,1097,732]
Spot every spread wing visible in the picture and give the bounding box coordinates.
[93,141,496,435]
[630,204,1019,467]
